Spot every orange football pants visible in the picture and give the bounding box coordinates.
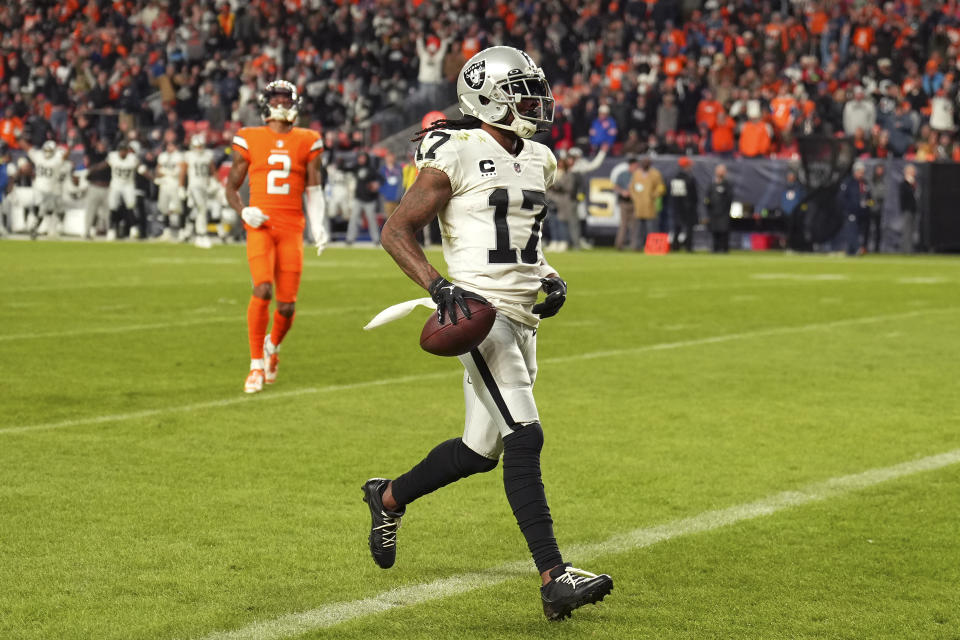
[246,226,304,302]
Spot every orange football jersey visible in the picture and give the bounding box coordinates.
[232,126,323,231]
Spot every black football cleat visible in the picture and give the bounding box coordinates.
[540,563,614,621]
[362,478,405,569]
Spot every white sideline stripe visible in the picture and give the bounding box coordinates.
[2,307,955,436]
[0,372,454,435]
[544,307,957,365]
[0,305,374,342]
[0,271,386,294]
[193,447,960,640]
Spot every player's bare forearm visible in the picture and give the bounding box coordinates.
[382,219,440,291]
[306,155,323,187]
[225,155,249,214]
[381,168,451,291]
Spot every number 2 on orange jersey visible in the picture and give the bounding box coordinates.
[266,154,291,195]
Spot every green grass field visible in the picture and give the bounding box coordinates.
[2,241,959,640]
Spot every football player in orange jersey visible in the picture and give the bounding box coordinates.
[226,80,327,394]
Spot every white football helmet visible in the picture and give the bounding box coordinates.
[190,133,205,149]
[42,140,57,157]
[457,46,554,139]
[258,80,302,124]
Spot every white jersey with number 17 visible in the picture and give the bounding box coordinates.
[415,127,557,327]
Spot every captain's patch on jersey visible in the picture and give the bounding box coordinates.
[479,159,497,177]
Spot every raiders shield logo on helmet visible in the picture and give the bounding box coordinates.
[464,61,486,90]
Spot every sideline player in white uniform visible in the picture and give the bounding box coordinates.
[185,133,215,247]
[324,160,354,239]
[104,141,140,240]
[27,141,70,238]
[155,139,186,240]
[362,46,613,620]
[0,145,18,235]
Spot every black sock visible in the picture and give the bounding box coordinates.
[502,422,562,574]
[391,437,498,507]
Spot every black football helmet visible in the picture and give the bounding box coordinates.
[258,80,302,124]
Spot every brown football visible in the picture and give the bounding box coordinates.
[420,299,497,357]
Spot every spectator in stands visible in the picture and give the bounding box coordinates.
[843,86,876,138]
[628,93,653,140]
[739,102,772,158]
[873,129,892,159]
[914,126,938,161]
[704,163,733,254]
[710,112,736,156]
[589,104,617,153]
[204,93,227,132]
[628,156,665,252]
[898,164,919,254]
[922,60,944,97]
[1,0,959,224]
[415,34,451,105]
[695,89,722,132]
[0,107,24,150]
[621,130,645,155]
[885,101,918,157]
[655,92,679,138]
[930,89,956,134]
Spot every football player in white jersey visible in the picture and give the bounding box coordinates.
[155,138,186,240]
[0,144,17,236]
[27,141,70,238]
[362,46,613,620]
[184,133,215,247]
[103,141,140,240]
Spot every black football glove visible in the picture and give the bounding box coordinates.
[428,276,488,325]
[532,276,567,319]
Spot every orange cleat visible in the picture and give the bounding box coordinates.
[264,336,279,384]
[244,368,265,394]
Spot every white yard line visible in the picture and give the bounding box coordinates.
[193,446,960,640]
[0,272,387,294]
[0,305,373,342]
[3,308,954,436]
[543,308,956,365]
[0,372,453,435]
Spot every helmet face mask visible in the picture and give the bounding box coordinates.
[457,47,554,139]
[258,80,302,124]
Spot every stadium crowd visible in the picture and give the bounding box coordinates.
[0,0,958,242]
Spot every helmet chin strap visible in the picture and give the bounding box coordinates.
[511,117,538,139]
[267,105,297,123]
[489,107,538,139]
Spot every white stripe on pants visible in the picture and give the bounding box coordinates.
[457,313,539,459]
